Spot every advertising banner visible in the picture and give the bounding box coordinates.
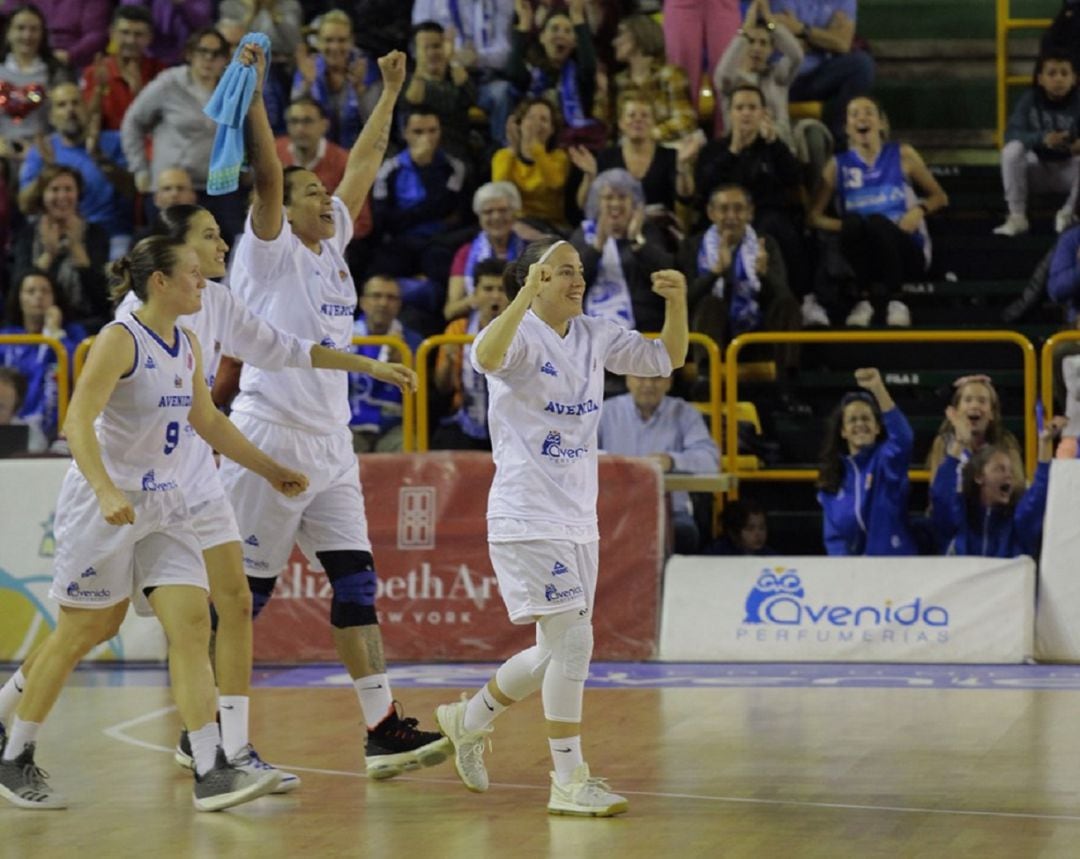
[659,555,1034,663]
[1036,460,1080,660]
[253,453,666,663]
[0,459,167,661]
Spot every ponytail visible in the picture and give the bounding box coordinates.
[108,235,187,305]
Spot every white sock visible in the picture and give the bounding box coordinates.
[0,668,27,723]
[549,736,583,785]
[353,674,393,729]
[463,688,507,733]
[189,722,221,777]
[218,695,249,759]
[2,717,41,762]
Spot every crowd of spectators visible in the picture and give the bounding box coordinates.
[0,1,1077,557]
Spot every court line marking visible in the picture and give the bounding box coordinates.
[101,706,1080,822]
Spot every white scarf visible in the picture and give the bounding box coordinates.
[581,219,635,328]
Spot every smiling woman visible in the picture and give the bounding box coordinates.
[816,367,917,557]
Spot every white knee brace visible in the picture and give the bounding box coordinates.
[539,610,594,723]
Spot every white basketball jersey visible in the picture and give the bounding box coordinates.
[474,311,672,542]
[117,280,315,506]
[93,316,196,492]
[229,197,355,433]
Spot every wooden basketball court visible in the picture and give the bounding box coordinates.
[4,662,1080,858]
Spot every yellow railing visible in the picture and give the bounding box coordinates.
[351,335,415,452]
[1040,329,1080,418]
[724,330,1039,492]
[995,0,1053,147]
[0,334,71,427]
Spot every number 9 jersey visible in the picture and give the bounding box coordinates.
[91,315,197,493]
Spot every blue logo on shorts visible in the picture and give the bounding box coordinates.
[141,469,178,492]
[81,566,97,578]
[544,583,584,603]
[66,581,111,599]
[245,534,260,547]
[551,561,568,576]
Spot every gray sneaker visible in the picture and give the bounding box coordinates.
[193,748,281,812]
[435,694,492,792]
[228,744,301,794]
[0,743,67,810]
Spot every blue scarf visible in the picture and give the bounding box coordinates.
[348,317,404,433]
[697,225,762,335]
[204,33,271,195]
[463,230,523,293]
[305,53,368,147]
[530,59,591,129]
[581,219,634,328]
[448,311,489,439]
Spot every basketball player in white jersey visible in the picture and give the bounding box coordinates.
[218,45,448,777]
[433,239,688,816]
[0,199,419,791]
[0,237,310,811]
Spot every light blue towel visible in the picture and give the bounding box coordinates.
[203,33,271,196]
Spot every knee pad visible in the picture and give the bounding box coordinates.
[539,611,594,682]
[317,550,378,628]
[247,575,277,621]
[494,643,551,701]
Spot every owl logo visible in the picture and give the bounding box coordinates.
[744,568,805,623]
[541,431,561,457]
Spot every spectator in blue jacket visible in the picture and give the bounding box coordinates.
[1047,222,1080,321]
[931,409,1063,557]
[816,367,916,555]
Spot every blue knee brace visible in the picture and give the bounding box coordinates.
[317,550,378,628]
[247,575,277,621]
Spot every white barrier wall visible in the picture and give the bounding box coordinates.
[0,459,167,661]
[1036,460,1080,660]
[660,555,1035,663]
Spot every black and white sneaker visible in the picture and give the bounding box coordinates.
[0,743,67,810]
[365,702,451,780]
[193,747,281,812]
[175,729,194,770]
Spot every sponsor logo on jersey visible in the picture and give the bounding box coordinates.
[158,395,192,407]
[540,430,589,461]
[541,361,558,377]
[551,561,568,576]
[320,302,357,317]
[141,469,178,492]
[544,398,599,417]
[174,374,183,388]
[544,583,584,603]
[245,534,260,547]
[67,581,112,599]
[144,355,157,369]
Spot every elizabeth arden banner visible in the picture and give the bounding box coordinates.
[659,555,1034,663]
[253,452,666,662]
[1036,460,1080,660]
[0,459,167,661]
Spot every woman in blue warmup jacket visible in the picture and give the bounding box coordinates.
[930,406,1062,557]
[816,367,916,555]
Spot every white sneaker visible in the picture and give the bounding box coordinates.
[885,300,912,327]
[993,214,1029,236]
[801,293,830,327]
[1055,207,1077,234]
[228,744,301,794]
[548,763,628,817]
[845,300,874,327]
[435,694,492,792]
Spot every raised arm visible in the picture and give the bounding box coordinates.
[63,324,137,525]
[336,51,407,223]
[653,270,689,369]
[240,42,284,241]
[185,332,308,496]
[473,262,543,372]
